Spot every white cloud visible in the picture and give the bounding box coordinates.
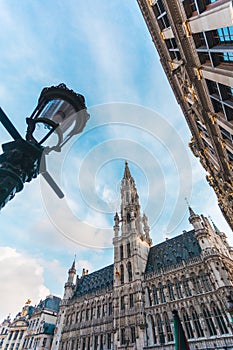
[0,247,50,322]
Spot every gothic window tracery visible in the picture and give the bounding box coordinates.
[190,273,202,294]
[153,285,159,305]
[163,312,173,342]
[167,280,175,301]
[202,304,217,336]
[181,275,192,297]
[175,278,183,299]
[147,314,157,345]
[156,313,165,344]
[190,307,204,338]
[211,302,228,334]
[200,272,212,292]
[159,283,166,303]
[182,309,194,339]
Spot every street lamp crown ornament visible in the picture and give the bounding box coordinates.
[0,83,89,209]
[26,83,89,152]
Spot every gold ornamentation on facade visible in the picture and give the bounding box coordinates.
[147,0,153,6]
[188,85,198,102]
[209,113,217,124]
[159,31,165,41]
[194,67,203,80]
[169,61,175,71]
[219,139,226,149]
[183,20,192,37]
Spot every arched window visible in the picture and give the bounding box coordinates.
[190,273,202,294]
[211,302,228,334]
[127,242,131,257]
[167,280,175,301]
[182,276,192,297]
[158,283,166,303]
[153,285,159,305]
[127,212,131,223]
[182,309,194,339]
[120,264,124,284]
[127,261,132,282]
[190,307,204,338]
[202,305,217,336]
[175,278,183,299]
[200,272,212,292]
[147,314,156,345]
[163,312,173,342]
[156,314,165,344]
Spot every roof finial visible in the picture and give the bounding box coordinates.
[185,198,196,217]
[208,215,220,233]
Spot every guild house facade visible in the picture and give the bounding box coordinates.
[51,163,233,350]
[136,0,233,231]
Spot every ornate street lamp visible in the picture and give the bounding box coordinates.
[0,83,89,210]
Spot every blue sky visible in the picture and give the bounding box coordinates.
[0,0,232,321]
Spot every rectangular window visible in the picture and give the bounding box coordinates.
[120,245,124,260]
[100,335,103,350]
[127,243,131,257]
[97,305,101,318]
[107,334,111,349]
[82,338,86,350]
[86,309,89,321]
[131,326,136,343]
[94,336,98,350]
[120,296,125,310]
[121,328,125,345]
[129,294,134,308]
[108,302,112,316]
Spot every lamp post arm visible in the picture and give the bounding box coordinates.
[0,108,22,140]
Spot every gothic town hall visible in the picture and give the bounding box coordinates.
[51,162,233,350]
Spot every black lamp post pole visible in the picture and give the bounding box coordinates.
[0,108,45,210]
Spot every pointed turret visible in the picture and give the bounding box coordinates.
[68,259,76,283]
[64,259,76,300]
[188,206,203,230]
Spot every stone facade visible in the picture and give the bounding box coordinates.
[51,163,233,350]
[136,0,233,230]
[0,296,60,350]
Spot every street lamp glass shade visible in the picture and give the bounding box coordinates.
[27,84,89,151]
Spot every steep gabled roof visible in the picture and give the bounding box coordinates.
[145,230,201,273]
[75,264,114,297]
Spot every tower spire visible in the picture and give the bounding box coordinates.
[123,161,134,181]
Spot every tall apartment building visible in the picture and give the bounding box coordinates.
[51,163,233,350]
[136,0,233,229]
